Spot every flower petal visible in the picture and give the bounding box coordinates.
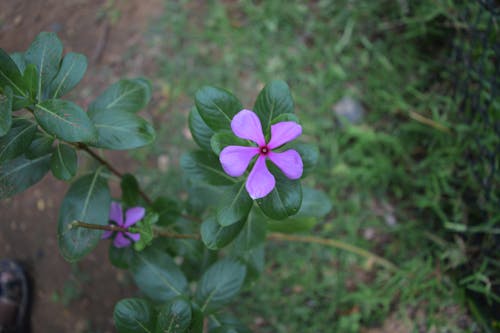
[113,233,131,248]
[124,207,146,227]
[220,145,259,177]
[246,156,276,199]
[267,121,302,149]
[231,109,266,146]
[102,230,113,239]
[109,202,123,225]
[268,149,303,179]
[125,232,141,242]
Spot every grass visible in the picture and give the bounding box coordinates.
[133,0,497,332]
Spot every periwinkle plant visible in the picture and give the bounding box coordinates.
[0,32,330,332]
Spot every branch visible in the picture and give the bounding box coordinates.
[267,232,398,271]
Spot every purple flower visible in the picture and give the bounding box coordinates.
[102,202,144,248]
[219,109,303,199]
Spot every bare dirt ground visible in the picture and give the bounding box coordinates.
[0,0,162,331]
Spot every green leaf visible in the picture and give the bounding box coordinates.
[25,131,54,159]
[50,143,77,180]
[152,196,181,226]
[256,163,302,220]
[189,107,214,151]
[35,99,97,143]
[181,151,235,186]
[24,32,63,101]
[121,173,140,207]
[132,212,158,252]
[0,86,13,136]
[235,244,265,283]
[22,64,38,102]
[9,53,26,73]
[232,210,267,252]
[253,80,294,133]
[194,86,242,131]
[130,247,189,303]
[114,298,156,333]
[0,154,50,199]
[189,303,204,333]
[266,187,332,233]
[195,259,246,314]
[156,297,192,333]
[0,48,27,100]
[216,181,253,227]
[88,109,155,150]
[109,245,135,270]
[210,131,249,156]
[48,52,87,98]
[290,143,318,178]
[209,313,252,333]
[271,113,299,124]
[201,217,245,250]
[88,78,152,114]
[0,118,37,163]
[57,171,111,262]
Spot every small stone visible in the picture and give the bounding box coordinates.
[157,154,169,172]
[36,199,45,211]
[333,96,365,124]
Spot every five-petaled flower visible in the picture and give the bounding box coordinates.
[102,202,144,248]
[219,109,303,199]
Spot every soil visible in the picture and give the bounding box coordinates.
[0,0,163,331]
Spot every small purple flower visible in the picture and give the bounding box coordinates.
[220,109,303,199]
[102,202,144,248]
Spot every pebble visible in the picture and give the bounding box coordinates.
[333,96,365,125]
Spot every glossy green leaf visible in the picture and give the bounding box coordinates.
[50,143,77,180]
[267,187,332,233]
[109,245,135,270]
[256,163,302,220]
[57,171,111,262]
[0,118,37,163]
[0,154,50,199]
[88,110,155,150]
[156,297,192,333]
[24,32,63,101]
[9,52,26,73]
[0,86,13,136]
[121,173,140,207]
[114,298,156,333]
[216,181,253,227]
[232,211,267,252]
[181,151,235,186]
[49,52,87,98]
[188,107,214,151]
[195,259,246,314]
[253,80,294,133]
[194,86,242,131]
[130,247,189,303]
[201,217,245,250]
[35,99,97,143]
[210,131,249,156]
[88,78,151,114]
[22,64,38,101]
[235,244,265,283]
[290,143,319,178]
[25,131,54,159]
[0,48,27,100]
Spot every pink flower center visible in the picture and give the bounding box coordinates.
[259,145,270,156]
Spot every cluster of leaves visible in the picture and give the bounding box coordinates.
[1,32,331,332]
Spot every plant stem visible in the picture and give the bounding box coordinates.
[77,143,153,205]
[267,232,398,271]
[70,221,198,240]
[153,226,199,239]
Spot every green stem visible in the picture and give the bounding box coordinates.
[268,232,398,271]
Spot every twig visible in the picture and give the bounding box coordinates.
[267,232,398,271]
[408,111,451,133]
[153,226,199,239]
